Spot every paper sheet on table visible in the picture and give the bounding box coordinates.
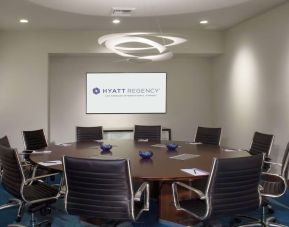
[58,143,72,147]
[31,150,52,154]
[181,168,209,176]
[151,144,167,148]
[170,153,200,160]
[151,144,182,148]
[138,139,149,142]
[87,146,100,149]
[38,160,62,166]
[187,142,202,145]
[223,148,238,152]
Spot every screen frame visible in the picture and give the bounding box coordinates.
[86,72,167,114]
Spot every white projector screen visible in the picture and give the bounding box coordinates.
[86,72,167,114]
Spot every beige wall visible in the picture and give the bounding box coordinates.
[212,3,289,161]
[0,30,222,150]
[49,55,213,143]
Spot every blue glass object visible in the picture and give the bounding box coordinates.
[100,144,112,152]
[139,150,153,159]
[166,143,178,151]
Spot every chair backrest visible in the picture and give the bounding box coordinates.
[206,154,263,218]
[23,129,48,150]
[0,145,24,199]
[249,131,274,156]
[134,125,161,141]
[63,156,134,221]
[76,126,103,142]
[0,135,11,148]
[195,126,222,145]
[281,142,289,179]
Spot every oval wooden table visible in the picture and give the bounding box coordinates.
[29,140,249,225]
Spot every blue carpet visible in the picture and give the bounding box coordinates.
[1,182,289,227]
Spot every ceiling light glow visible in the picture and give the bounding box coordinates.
[200,20,208,24]
[98,33,187,62]
[19,19,29,23]
[112,18,120,24]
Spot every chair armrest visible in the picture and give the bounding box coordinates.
[18,150,35,155]
[20,172,62,203]
[172,181,206,211]
[173,181,206,199]
[133,182,150,220]
[134,182,149,202]
[222,148,247,152]
[24,172,60,185]
[21,163,33,167]
[260,172,287,197]
[264,160,282,166]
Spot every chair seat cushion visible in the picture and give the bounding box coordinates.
[260,174,285,196]
[23,181,58,202]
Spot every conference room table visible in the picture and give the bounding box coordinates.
[28,140,249,225]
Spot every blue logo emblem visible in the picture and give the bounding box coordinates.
[93,87,100,95]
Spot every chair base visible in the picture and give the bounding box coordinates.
[236,214,286,227]
[0,199,21,210]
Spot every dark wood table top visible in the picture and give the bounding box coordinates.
[29,140,249,181]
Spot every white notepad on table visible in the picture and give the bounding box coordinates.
[187,142,202,145]
[151,144,182,148]
[151,144,167,148]
[181,168,209,176]
[223,148,238,152]
[31,150,52,154]
[138,139,149,142]
[170,153,200,160]
[38,160,62,166]
[58,143,72,147]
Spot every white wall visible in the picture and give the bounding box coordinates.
[212,3,289,161]
[49,55,213,143]
[0,29,222,150]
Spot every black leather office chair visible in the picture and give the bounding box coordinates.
[0,135,11,148]
[172,154,264,226]
[0,136,22,215]
[249,131,274,156]
[194,126,222,145]
[254,142,289,227]
[134,125,161,141]
[0,135,11,175]
[0,145,60,226]
[76,126,103,142]
[63,156,149,224]
[22,129,59,180]
[22,129,48,151]
[248,131,274,172]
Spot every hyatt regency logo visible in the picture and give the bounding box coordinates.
[92,87,100,95]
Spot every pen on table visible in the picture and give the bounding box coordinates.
[194,169,197,175]
[44,161,59,163]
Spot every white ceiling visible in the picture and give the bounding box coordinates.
[0,0,287,31]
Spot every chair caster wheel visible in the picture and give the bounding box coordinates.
[268,208,274,214]
[40,207,51,216]
[16,216,22,222]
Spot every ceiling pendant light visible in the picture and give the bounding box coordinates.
[112,18,120,24]
[19,18,29,23]
[200,20,208,24]
[98,32,187,62]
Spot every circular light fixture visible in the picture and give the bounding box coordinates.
[112,18,120,24]
[200,20,208,24]
[19,19,29,23]
[98,33,187,62]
